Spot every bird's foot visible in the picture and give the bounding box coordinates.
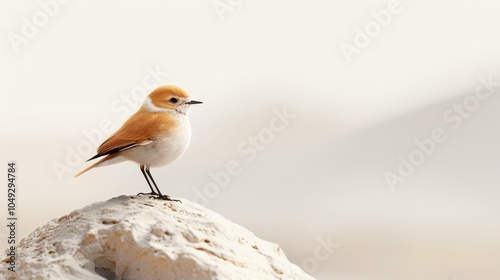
[155,195,182,203]
[137,192,159,198]
[137,192,158,195]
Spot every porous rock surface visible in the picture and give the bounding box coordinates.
[1,196,315,280]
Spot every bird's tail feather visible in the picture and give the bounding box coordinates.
[74,154,118,178]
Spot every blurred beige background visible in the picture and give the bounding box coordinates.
[1,0,500,279]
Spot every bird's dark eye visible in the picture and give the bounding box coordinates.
[169,97,179,104]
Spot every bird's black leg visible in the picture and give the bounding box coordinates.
[145,168,181,203]
[137,165,159,196]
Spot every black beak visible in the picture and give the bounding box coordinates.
[186,100,203,105]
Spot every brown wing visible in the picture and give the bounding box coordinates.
[87,109,178,161]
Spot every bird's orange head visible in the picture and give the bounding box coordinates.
[145,85,202,113]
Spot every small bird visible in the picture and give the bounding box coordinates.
[75,85,202,201]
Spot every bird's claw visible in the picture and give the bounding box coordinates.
[136,191,180,203]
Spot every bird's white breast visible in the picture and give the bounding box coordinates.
[122,114,192,168]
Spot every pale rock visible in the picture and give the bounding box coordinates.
[1,196,315,280]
